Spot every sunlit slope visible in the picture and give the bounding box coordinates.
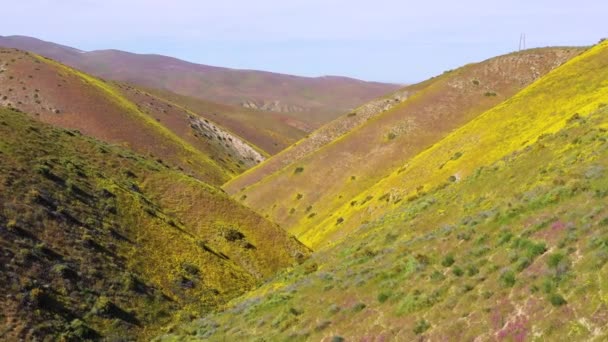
[140,87,309,155]
[223,76,425,194]
[0,108,309,340]
[159,43,608,342]
[0,48,257,184]
[229,48,581,241]
[301,41,608,248]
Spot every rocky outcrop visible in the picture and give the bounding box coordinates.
[189,116,265,168]
[241,100,306,113]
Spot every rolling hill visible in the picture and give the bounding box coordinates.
[159,40,608,341]
[138,87,309,154]
[0,35,401,125]
[0,107,310,340]
[0,48,273,184]
[225,47,583,248]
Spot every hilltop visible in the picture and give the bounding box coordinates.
[160,40,608,341]
[0,35,401,125]
[0,107,310,340]
[225,47,583,248]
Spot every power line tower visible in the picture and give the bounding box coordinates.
[519,33,527,51]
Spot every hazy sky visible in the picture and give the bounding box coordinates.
[2,0,607,82]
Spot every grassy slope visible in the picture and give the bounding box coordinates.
[302,41,608,248]
[140,87,308,155]
[222,75,431,194]
[159,41,608,341]
[0,48,264,185]
[0,108,310,340]
[227,48,582,246]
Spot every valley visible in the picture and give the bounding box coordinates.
[1,29,607,342]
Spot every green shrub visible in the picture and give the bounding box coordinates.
[549,293,567,306]
[35,164,51,177]
[547,252,566,269]
[413,319,431,334]
[377,292,391,303]
[294,167,304,174]
[224,228,245,241]
[452,267,464,277]
[352,302,366,312]
[451,151,463,160]
[500,270,516,287]
[466,265,479,276]
[441,255,455,267]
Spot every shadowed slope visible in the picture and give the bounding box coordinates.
[227,47,583,246]
[0,108,310,340]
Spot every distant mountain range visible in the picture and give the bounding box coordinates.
[0,35,400,125]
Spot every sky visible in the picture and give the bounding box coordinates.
[2,0,607,83]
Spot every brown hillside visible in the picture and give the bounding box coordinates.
[0,48,267,184]
[227,47,583,247]
[0,35,401,125]
[140,87,309,155]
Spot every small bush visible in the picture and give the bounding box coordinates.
[336,217,344,225]
[472,79,480,85]
[296,193,303,200]
[451,151,463,160]
[413,319,431,335]
[35,164,51,177]
[484,92,497,97]
[500,270,516,287]
[466,265,479,276]
[294,167,304,174]
[378,292,391,303]
[547,252,566,269]
[224,229,245,241]
[441,255,455,267]
[452,267,464,277]
[549,293,567,306]
[352,302,366,312]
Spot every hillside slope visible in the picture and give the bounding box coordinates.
[0,107,310,340]
[0,48,268,184]
[0,35,401,124]
[140,87,309,154]
[226,47,583,245]
[159,40,608,342]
